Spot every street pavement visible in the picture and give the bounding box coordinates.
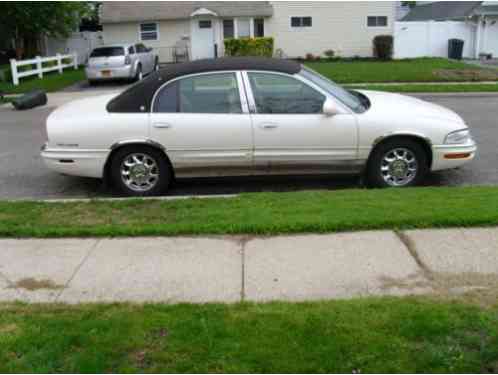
[0,90,497,199]
[0,227,496,303]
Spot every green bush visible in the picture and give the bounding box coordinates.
[224,37,274,57]
[373,35,393,60]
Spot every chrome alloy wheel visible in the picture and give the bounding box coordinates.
[120,153,159,192]
[380,147,418,187]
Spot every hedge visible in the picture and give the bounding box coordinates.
[224,37,274,58]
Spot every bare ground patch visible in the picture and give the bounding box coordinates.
[434,69,498,81]
[9,277,64,291]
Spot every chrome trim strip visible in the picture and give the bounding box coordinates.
[110,139,166,151]
[373,131,432,147]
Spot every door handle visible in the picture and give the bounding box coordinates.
[259,122,279,130]
[153,122,172,129]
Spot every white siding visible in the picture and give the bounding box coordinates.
[266,1,395,58]
[103,20,190,62]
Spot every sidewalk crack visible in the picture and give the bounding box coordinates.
[54,238,101,302]
[238,236,251,302]
[395,230,435,281]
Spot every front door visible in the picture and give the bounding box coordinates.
[191,18,215,60]
[149,72,253,177]
[244,72,358,173]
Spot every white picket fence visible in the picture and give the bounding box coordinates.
[9,53,78,86]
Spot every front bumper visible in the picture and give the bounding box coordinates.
[85,65,134,80]
[431,141,477,171]
[41,144,109,178]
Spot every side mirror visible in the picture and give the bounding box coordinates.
[323,99,339,116]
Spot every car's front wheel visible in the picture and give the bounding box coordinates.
[109,146,172,196]
[366,139,429,188]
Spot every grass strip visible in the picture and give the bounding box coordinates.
[348,83,498,93]
[1,297,498,373]
[1,186,497,238]
[305,57,498,83]
[0,68,85,94]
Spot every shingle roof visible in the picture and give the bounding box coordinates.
[101,1,274,24]
[401,1,482,21]
[107,57,301,113]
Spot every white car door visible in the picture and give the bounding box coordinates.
[149,71,253,177]
[243,71,359,173]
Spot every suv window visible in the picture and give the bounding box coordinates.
[248,73,325,114]
[154,73,242,114]
[128,46,135,55]
[90,47,125,58]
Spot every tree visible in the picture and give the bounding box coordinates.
[401,1,417,9]
[0,2,91,59]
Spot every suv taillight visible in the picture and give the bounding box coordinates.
[125,55,131,65]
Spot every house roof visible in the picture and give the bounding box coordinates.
[101,1,274,24]
[401,1,483,21]
[107,57,301,113]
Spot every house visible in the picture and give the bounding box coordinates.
[100,1,396,62]
[400,1,498,58]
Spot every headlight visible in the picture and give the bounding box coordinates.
[444,129,472,145]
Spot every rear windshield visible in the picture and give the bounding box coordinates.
[90,47,125,58]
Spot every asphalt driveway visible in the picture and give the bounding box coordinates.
[0,93,497,200]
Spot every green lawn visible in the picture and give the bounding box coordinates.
[305,58,498,84]
[0,68,85,94]
[1,186,497,238]
[1,298,497,373]
[347,83,498,93]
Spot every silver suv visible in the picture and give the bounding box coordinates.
[85,43,159,84]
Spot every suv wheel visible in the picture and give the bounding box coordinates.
[366,139,428,188]
[135,65,143,81]
[110,146,171,196]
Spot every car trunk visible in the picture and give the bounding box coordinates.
[88,47,126,69]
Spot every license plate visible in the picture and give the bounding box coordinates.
[101,70,112,77]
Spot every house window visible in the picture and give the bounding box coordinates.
[367,16,388,27]
[291,17,312,28]
[223,19,234,38]
[254,18,264,37]
[199,20,212,29]
[140,22,158,41]
[238,18,251,38]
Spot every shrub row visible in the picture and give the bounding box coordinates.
[224,37,274,57]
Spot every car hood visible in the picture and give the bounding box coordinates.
[357,90,465,125]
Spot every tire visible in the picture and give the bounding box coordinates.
[366,139,429,188]
[134,64,143,82]
[88,79,97,87]
[154,58,159,72]
[109,146,172,197]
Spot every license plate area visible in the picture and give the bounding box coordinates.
[101,70,112,77]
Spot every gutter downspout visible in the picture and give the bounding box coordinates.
[475,15,484,59]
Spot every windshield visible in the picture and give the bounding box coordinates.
[299,66,367,113]
[90,47,125,58]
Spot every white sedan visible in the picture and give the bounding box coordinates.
[42,57,477,196]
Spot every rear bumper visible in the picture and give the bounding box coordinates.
[41,144,109,178]
[85,65,134,80]
[431,141,477,171]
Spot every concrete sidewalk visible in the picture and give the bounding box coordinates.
[1,227,497,304]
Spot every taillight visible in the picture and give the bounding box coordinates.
[125,55,131,65]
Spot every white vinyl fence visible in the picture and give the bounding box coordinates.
[44,31,103,65]
[10,53,78,86]
[394,21,476,59]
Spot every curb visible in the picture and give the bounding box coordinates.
[13,194,239,204]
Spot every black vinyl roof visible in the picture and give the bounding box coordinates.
[107,57,301,113]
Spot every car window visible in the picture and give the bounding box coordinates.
[154,73,242,114]
[90,47,125,58]
[248,73,325,114]
[128,46,135,55]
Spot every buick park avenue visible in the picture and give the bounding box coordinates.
[42,57,476,196]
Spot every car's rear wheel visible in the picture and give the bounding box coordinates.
[110,146,171,196]
[154,57,159,71]
[135,64,143,81]
[366,139,428,188]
